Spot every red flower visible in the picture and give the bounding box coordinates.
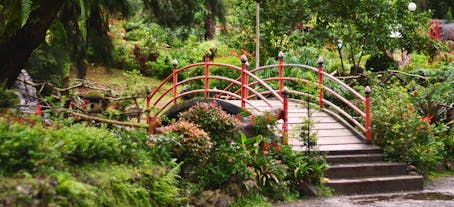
[35,104,42,115]
[275,145,281,151]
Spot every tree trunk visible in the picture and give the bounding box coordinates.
[0,0,63,88]
[204,14,216,40]
[60,2,87,80]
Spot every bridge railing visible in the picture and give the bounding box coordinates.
[146,53,372,142]
[220,52,372,141]
[146,56,283,117]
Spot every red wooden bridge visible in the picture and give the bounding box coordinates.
[145,52,424,194]
[146,52,372,148]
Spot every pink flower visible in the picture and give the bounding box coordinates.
[276,160,282,164]
[228,158,233,163]
[263,150,269,155]
[411,90,418,95]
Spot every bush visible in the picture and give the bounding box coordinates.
[0,84,18,110]
[179,102,242,146]
[365,55,398,72]
[0,118,59,175]
[372,84,445,175]
[53,124,121,164]
[160,120,212,164]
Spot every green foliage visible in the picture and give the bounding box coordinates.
[0,83,18,110]
[53,124,121,164]
[365,55,398,72]
[179,102,242,146]
[26,20,71,87]
[225,0,311,64]
[0,115,183,206]
[0,118,55,175]
[160,120,212,165]
[229,193,272,207]
[371,84,446,175]
[310,0,433,68]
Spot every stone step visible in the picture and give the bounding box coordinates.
[326,162,408,179]
[327,175,424,195]
[326,153,385,164]
[317,144,382,155]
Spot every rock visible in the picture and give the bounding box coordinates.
[407,165,417,172]
[298,183,319,197]
[13,69,38,112]
[215,196,228,207]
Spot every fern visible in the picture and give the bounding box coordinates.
[20,0,32,27]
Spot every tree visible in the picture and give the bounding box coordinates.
[0,0,63,88]
[0,0,131,88]
[227,0,311,64]
[144,0,226,40]
[309,0,433,73]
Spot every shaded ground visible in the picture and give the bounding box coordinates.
[277,175,454,207]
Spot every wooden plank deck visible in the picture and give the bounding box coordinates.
[225,99,378,152]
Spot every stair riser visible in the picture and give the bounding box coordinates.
[321,149,383,155]
[327,177,424,195]
[326,164,407,178]
[326,155,384,164]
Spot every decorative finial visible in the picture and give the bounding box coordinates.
[365,86,371,95]
[317,57,324,65]
[282,87,289,96]
[278,51,285,60]
[172,59,178,68]
[241,55,248,64]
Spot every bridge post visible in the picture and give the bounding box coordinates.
[365,86,372,142]
[278,51,285,96]
[172,59,178,105]
[204,57,210,98]
[245,61,250,99]
[240,55,248,108]
[317,57,324,108]
[282,88,289,145]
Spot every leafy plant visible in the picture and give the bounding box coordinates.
[179,102,242,146]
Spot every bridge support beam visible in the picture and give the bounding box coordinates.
[241,55,248,108]
[318,57,324,108]
[204,58,210,98]
[278,51,284,96]
[282,89,289,145]
[173,59,178,105]
[365,86,372,142]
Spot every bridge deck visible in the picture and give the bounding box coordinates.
[226,100,378,152]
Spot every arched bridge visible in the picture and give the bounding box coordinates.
[146,53,374,152]
[143,53,426,194]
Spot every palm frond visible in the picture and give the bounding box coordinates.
[20,0,33,27]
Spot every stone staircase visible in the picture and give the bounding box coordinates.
[322,147,424,195]
[227,99,424,195]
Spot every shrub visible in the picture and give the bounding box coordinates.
[53,124,121,164]
[179,102,241,146]
[160,120,212,164]
[0,118,60,175]
[365,55,398,72]
[0,84,18,110]
[372,84,445,175]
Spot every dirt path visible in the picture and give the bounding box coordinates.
[276,175,454,207]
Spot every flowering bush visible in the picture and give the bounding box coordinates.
[161,120,212,164]
[179,102,242,146]
[372,84,446,175]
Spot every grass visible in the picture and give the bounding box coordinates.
[70,65,174,109]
